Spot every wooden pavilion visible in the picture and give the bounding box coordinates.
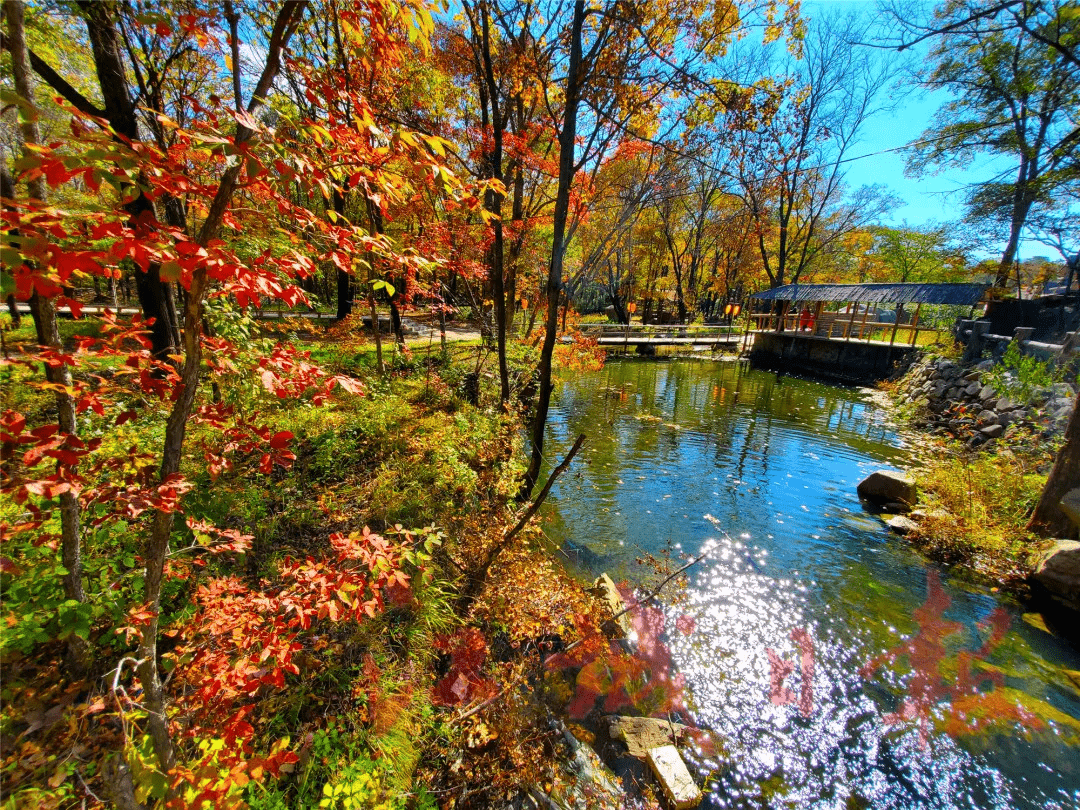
[744,282,989,381]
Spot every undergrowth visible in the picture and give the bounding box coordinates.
[1,312,611,809]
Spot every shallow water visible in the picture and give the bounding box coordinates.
[542,358,1080,809]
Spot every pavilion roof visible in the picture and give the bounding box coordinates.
[750,282,988,306]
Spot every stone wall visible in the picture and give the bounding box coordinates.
[749,332,919,384]
[897,355,1077,447]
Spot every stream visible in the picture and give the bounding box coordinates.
[541,358,1080,809]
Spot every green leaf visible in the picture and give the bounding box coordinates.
[159,260,182,283]
[0,88,39,124]
[0,266,16,296]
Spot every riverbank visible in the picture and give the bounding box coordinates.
[881,350,1078,603]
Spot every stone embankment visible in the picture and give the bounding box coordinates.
[896,355,1077,446]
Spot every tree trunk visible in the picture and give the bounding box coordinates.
[333,188,353,319]
[1028,393,1080,538]
[475,2,510,406]
[388,291,405,344]
[367,287,384,374]
[133,1,307,773]
[78,1,176,359]
[336,267,353,319]
[1,168,22,329]
[996,161,1035,288]
[5,0,91,675]
[506,150,525,331]
[520,0,584,499]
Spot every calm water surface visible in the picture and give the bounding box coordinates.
[542,358,1080,809]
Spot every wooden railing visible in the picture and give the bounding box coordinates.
[747,308,943,347]
[577,323,740,340]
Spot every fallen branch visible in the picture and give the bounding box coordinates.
[607,549,708,626]
[505,433,586,547]
[457,434,586,611]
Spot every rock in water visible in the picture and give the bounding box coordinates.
[646,745,702,809]
[886,515,919,535]
[857,471,917,509]
[608,716,689,759]
[594,573,632,638]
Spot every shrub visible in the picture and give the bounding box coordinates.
[982,341,1073,405]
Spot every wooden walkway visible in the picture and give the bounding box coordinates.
[577,324,744,349]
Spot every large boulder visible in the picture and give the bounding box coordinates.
[1060,489,1080,536]
[1032,540,1080,613]
[857,470,917,509]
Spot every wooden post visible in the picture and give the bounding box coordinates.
[909,303,922,346]
[742,300,753,350]
[858,303,871,340]
[844,302,858,341]
[889,306,902,346]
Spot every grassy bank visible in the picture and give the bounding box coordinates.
[898,429,1060,588]
[884,353,1066,591]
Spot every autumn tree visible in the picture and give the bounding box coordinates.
[727,11,896,289]
[3,0,90,674]
[4,0,457,769]
[564,139,660,322]
[521,0,801,497]
[866,221,969,283]
[887,0,1080,74]
[650,144,726,321]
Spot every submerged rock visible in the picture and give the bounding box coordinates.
[857,470,917,509]
[886,515,919,535]
[594,573,632,638]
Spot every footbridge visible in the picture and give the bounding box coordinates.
[577,323,745,351]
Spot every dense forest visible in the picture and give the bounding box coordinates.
[1,0,1078,808]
